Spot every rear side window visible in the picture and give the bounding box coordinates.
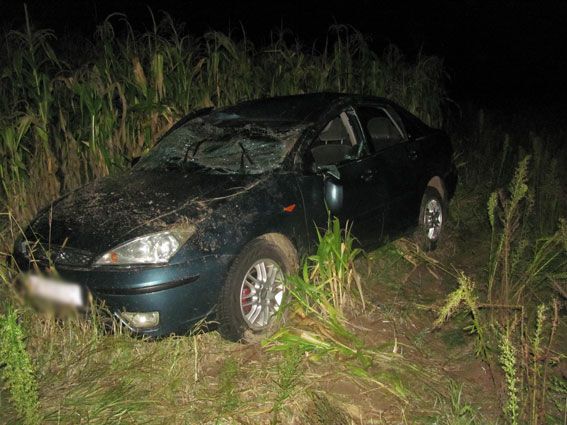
[356,107,402,152]
[394,107,432,139]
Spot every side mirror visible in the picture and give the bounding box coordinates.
[318,164,341,180]
[324,176,343,213]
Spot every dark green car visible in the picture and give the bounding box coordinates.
[14,93,457,341]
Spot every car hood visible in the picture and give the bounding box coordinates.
[28,169,260,254]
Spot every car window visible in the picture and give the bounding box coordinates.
[394,106,431,139]
[308,111,367,168]
[356,106,404,152]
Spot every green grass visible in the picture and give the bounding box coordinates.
[0,308,41,425]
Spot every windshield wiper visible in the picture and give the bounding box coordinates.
[238,142,255,173]
[183,139,209,165]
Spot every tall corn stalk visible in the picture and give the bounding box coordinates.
[0,11,447,245]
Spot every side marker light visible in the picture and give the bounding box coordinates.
[283,203,297,213]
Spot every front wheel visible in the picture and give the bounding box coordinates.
[417,186,447,251]
[218,236,297,342]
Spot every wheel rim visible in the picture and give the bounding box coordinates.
[423,198,443,240]
[239,259,285,330]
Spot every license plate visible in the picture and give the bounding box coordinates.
[25,274,84,308]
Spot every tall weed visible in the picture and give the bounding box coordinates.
[487,156,566,306]
[266,217,367,362]
[435,156,566,424]
[0,308,41,425]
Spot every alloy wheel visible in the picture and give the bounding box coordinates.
[423,198,443,240]
[239,259,284,330]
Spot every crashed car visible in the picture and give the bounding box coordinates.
[13,93,457,341]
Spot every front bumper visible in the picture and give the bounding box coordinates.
[14,251,232,337]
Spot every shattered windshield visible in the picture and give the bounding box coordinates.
[136,112,307,174]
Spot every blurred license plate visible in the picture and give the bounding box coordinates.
[26,274,84,307]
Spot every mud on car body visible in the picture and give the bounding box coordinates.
[13,93,457,341]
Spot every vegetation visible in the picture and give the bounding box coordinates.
[0,309,41,425]
[0,9,445,236]
[433,128,566,423]
[266,217,367,362]
[1,8,566,425]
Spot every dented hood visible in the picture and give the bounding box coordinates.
[29,169,259,253]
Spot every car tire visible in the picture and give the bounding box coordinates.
[218,235,298,342]
[416,186,447,251]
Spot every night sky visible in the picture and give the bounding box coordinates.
[3,0,567,106]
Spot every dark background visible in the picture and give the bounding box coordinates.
[2,0,567,107]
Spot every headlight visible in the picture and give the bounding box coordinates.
[95,226,195,266]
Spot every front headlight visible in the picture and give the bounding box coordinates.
[95,226,195,266]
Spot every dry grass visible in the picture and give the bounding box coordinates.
[0,244,489,425]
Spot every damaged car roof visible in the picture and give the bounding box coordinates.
[215,92,387,124]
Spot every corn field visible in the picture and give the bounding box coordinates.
[0,11,446,236]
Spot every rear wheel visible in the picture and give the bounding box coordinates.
[417,186,446,251]
[218,236,297,342]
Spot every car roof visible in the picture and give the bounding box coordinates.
[214,93,392,124]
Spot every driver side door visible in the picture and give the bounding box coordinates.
[296,108,388,247]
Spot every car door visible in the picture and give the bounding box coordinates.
[295,108,388,247]
[354,104,422,238]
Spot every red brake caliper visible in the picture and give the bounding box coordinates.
[241,287,252,314]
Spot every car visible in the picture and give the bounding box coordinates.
[13,93,457,341]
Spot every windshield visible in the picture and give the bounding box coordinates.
[136,113,307,174]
